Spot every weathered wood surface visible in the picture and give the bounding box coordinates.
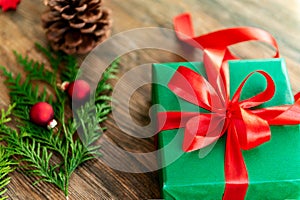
[1,0,300,199]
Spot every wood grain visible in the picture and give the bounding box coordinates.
[1,0,300,199]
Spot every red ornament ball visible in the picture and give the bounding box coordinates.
[66,80,91,102]
[30,102,57,129]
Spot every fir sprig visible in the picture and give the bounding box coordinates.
[0,145,14,200]
[0,105,15,200]
[13,51,56,85]
[0,44,119,197]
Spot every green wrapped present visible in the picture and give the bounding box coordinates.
[152,59,300,199]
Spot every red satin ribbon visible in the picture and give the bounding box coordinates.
[157,13,300,200]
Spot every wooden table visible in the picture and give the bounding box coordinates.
[1,0,300,199]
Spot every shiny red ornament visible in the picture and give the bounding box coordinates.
[30,102,57,129]
[62,80,91,102]
[0,0,20,12]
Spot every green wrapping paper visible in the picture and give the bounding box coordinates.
[152,59,300,200]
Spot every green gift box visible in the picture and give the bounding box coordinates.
[152,59,300,200]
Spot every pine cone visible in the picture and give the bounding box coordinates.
[41,0,112,55]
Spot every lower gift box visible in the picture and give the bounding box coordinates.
[152,59,300,199]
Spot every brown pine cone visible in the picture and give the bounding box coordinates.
[42,0,112,55]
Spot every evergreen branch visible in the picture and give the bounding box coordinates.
[1,68,49,105]
[0,69,50,125]
[96,58,119,95]
[60,54,79,82]
[3,127,66,192]
[0,44,119,197]
[0,145,14,200]
[35,43,62,71]
[0,104,14,125]
[0,105,16,200]
[13,51,55,86]
[35,42,79,82]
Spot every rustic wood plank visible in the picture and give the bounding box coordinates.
[1,0,300,199]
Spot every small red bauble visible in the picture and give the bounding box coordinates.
[30,102,57,129]
[62,80,91,102]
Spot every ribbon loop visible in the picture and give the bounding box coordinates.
[231,70,275,108]
[168,66,224,110]
[174,13,280,58]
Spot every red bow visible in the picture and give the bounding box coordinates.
[157,13,300,200]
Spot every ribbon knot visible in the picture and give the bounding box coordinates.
[225,103,238,119]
